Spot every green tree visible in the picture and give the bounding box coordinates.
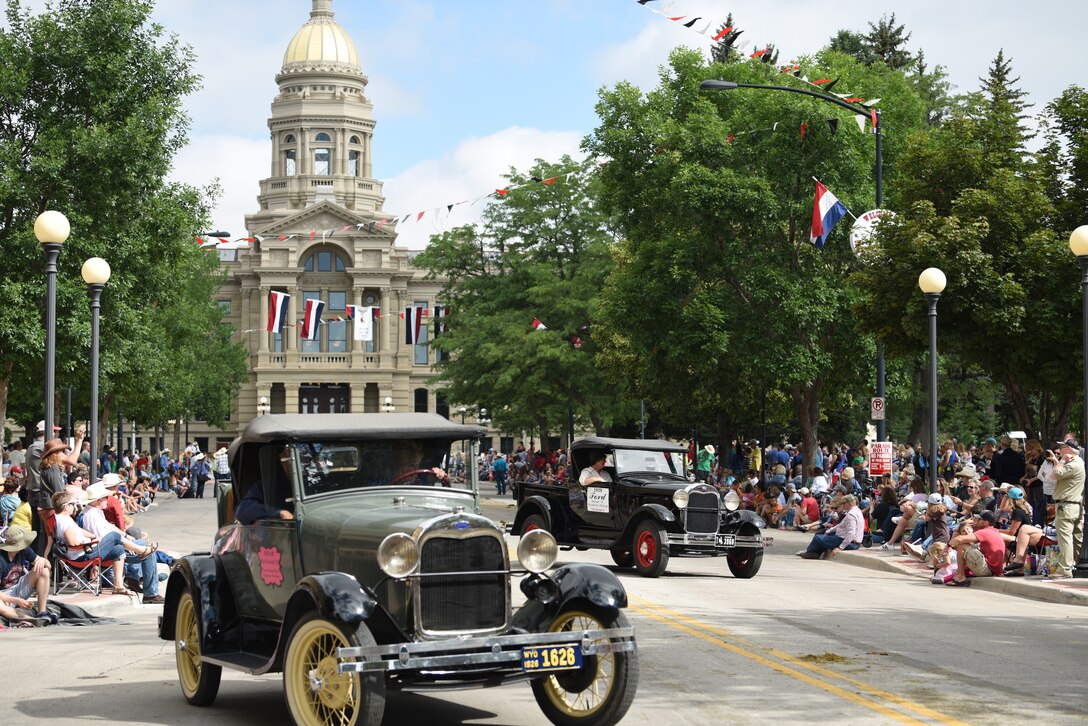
[973,49,1034,168]
[709,15,742,65]
[415,157,635,438]
[911,50,952,126]
[828,29,870,64]
[1038,85,1088,237]
[586,48,929,471]
[865,14,914,70]
[0,0,247,440]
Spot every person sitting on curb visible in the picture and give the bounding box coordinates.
[791,487,821,531]
[51,490,133,596]
[796,495,864,559]
[927,541,958,585]
[0,526,55,625]
[946,510,1016,587]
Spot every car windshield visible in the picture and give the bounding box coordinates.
[295,438,459,497]
[612,449,685,476]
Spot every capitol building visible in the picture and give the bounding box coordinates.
[210,0,450,439]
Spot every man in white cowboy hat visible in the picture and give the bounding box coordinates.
[80,483,163,603]
[950,464,980,501]
[213,446,231,484]
[0,525,55,625]
[696,444,715,482]
[190,452,211,499]
[98,472,128,531]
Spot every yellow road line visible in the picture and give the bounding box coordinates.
[628,602,928,725]
[639,601,971,726]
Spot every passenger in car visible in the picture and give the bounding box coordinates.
[578,452,611,486]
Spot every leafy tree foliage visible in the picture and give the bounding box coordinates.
[1037,85,1088,237]
[586,48,928,469]
[972,49,1034,167]
[414,157,635,438]
[0,0,247,440]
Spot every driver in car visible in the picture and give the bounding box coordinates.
[579,452,611,487]
[235,447,295,524]
[393,441,450,486]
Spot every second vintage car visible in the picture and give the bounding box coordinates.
[513,437,772,578]
[161,414,638,726]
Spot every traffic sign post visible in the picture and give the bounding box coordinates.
[871,397,885,421]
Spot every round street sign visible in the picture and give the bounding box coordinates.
[850,209,896,257]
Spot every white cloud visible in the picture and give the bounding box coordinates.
[382,127,585,249]
[169,134,267,237]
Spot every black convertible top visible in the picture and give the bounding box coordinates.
[570,437,687,453]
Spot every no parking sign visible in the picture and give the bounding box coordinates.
[870,441,893,476]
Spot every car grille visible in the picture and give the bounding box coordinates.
[418,535,506,634]
[685,491,720,534]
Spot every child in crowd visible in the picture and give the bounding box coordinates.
[928,541,958,584]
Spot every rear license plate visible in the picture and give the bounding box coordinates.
[716,534,737,547]
[521,644,582,673]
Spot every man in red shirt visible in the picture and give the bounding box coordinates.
[98,472,127,530]
[946,510,1015,586]
[792,487,821,531]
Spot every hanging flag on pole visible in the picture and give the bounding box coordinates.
[404,306,423,345]
[301,298,325,340]
[810,180,849,249]
[267,290,290,333]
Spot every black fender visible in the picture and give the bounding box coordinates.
[511,563,627,632]
[160,553,220,641]
[512,496,555,534]
[724,509,767,529]
[617,503,676,545]
[271,572,407,671]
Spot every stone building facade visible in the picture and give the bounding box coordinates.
[213,0,449,436]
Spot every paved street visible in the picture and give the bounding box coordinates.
[3,493,1087,725]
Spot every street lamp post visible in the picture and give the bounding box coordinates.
[82,257,111,485]
[35,211,70,436]
[256,396,271,416]
[1068,225,1088,577]
[700,79,888,441]
[459,406,467,425]
[382,396,395,413]
[918,268,946,495]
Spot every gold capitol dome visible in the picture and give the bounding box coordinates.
[282,0,360,74]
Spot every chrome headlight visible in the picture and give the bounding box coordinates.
[723,490,740,512]
[377,532,420,579]
[517,529,558,573]
[672,489,689,509]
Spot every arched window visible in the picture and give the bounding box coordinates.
[349,135,361,145]
[348,150,361,177]
[314,132,331,142]
[284,134,296,143]
[317,251,332,272]
[302,250,348,274]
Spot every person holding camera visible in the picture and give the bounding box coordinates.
[1046,439,1085,580]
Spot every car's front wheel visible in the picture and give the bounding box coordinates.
[283,613,385,726]
[174,587,222,706]
[610,547,634,568]
[726,525,764,578]
[531,608,639,726]
[632,521,669,577]
[521,513,549,536]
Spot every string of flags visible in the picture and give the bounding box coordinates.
[260,290,455,345]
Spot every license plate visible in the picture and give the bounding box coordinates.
[521,644,582,673]
[716,534,737,547]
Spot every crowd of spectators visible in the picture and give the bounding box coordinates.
[0,424,215,628]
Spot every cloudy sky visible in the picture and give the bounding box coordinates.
[144,0,1086,248]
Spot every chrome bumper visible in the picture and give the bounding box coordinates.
[666,533,773,548]
[337,626,636,674]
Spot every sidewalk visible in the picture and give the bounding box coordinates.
[777,528,1088,606]
[50,491,220,618]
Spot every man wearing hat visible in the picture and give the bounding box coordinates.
[1047,439,1085,579]
[214,446,232,486]
[695,444,714,482]
[98,473,128,530]
[191,452,211,499]
[0,526,55,625]
[946,510,1016,586]
[80,483,163,603]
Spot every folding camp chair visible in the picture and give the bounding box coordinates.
[44,513,114,596]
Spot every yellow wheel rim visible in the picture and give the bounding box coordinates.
[540,610,616,718]
[175,592,203,698]
[285,619,360,726]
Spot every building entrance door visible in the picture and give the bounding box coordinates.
[299,384,350,413]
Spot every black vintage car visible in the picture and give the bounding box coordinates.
[513,437,772,578]
[159,414,638,726]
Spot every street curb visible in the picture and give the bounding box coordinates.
[778,529,1088,607]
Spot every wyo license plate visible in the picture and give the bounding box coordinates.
[716,534,737,547]
[521,644,582,673]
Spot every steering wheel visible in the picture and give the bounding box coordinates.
[392,468,447,487]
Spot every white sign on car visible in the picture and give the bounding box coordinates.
[587,486,610,513]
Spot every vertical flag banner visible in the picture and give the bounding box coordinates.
[435,305,451,334]
[404,306,423,345]
[267,290,290,333]
[357,306,374,342]
[810,180,849,249]
[301,298,326,340]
